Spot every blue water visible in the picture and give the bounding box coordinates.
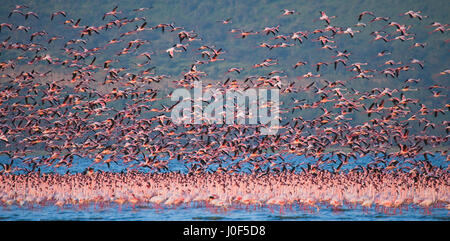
[0,154,448,221]
[0,202,448,221]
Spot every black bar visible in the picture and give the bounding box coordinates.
[1,221,445,240]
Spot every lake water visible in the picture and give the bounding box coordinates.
[1,200,448,221]
[0,154,448,221]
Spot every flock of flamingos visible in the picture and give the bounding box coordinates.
[0,4,449,216]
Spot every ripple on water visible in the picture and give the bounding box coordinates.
[192,216,226,220]
[1,204,449,220]
[431,216,450,221]
[269,214,312,220]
